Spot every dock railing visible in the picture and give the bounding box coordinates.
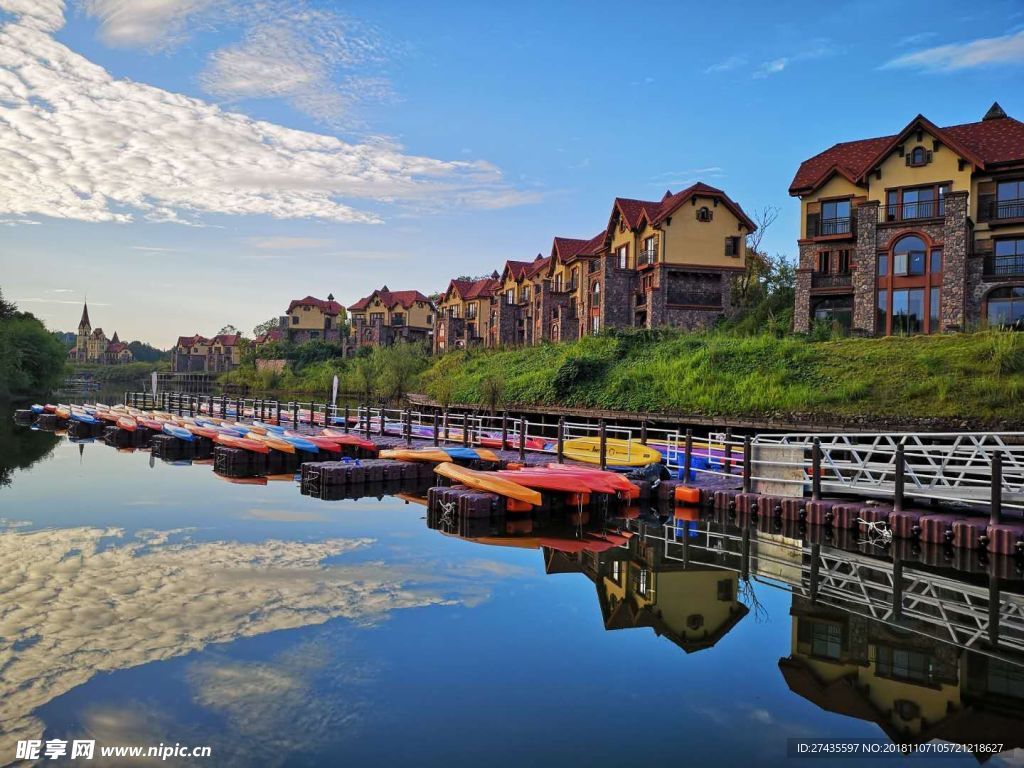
[125,392,1024,515]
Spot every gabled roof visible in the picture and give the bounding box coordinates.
[287,295,344,316]
[348,287,432,312]
[550,236,592,264]
[525,255,550,279]
[605,182,756,237]
[106,342,129,354]
[500,259,536,283]
[212,333,240,347]
[789,105,1024,195]
[176,334,211,348]
[255,328,283,345]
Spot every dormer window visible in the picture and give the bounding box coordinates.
[696,206,713,222]
[906,146,931,167]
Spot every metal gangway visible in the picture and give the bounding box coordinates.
[636,518,1024,661]
[126,391,1024,513]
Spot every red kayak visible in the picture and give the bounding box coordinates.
[295,435,342,453]
[320,430,377,451]
[479,435,548,451]
[493,470,590,493]
[138,418,165,432]
[544,464,639,495]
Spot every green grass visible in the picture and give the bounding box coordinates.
[419,328,1024,426]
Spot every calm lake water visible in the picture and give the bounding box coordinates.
[2,405,1024,767]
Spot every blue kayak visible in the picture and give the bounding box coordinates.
[281,435,319,453]
[70,411,99,424]
[30,404,45,414]
[162,423,195,442]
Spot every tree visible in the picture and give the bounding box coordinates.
[734,205,780,308]
[218,324,240,336]
[252,318,279,338]
[0,313,68,398]
[0,287,15,321]
[346,356,377,403]
[376,342,428,402]
[481,374,505,415]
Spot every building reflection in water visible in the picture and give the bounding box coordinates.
[434,505,1024,759]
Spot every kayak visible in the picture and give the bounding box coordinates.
[213,433,270,454]
[246,433,296,454]
[561,437,662,467]
[279,435,319,453]
[479,434,548,451]
[162,423,195,442]
[379,447,501,463]
[492,469,590,493]
[70,410,99,424]
[287,435,339,453]
[117,416,137,432]
[30,404,45,414]
[543,464,638,494]
[183,424,221,440]
[434,462,542,506]
[138,418,166,432]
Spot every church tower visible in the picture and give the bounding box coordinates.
[76,300,91,362]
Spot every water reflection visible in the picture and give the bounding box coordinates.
[437,508,1024,761]
[0,416,58,489]
[0,524,495,757]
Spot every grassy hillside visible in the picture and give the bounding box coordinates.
[421,329,1024,427]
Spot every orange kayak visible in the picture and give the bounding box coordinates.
[492,470,590,493]
[117,416,137,432]
[544,464,638,494]
[214,433,270,454]
[434,462,541,506]
[184,425,220,440]
[247,433,296,454]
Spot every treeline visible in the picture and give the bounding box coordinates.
[0,288,68,400]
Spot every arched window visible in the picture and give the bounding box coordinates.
[910,146,926,166]
[696,206,712,222]
[892,235,927,276]
[987,286,1024,330]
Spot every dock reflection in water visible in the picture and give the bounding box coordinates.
[433,504,1024,760]
[5,413,1024,766]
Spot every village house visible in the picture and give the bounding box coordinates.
[68,301,134,365]
[433,274,500,353]
[790,102,1024,336]
[282,295,345,343]
[172,333,241,373]
[347,286,435,349]
[457,180,754,350]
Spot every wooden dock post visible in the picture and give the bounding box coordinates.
[557,417,565,464]
[809,544,820,603]
[640,420,647,446]
[501,412,508,450]
[519,416,527,462]
[893,443,905,513]
[990,572,1001,646]
[683,429,693,482]
[363,405,371,438]
[811,438,822,501]
[742,435,752,494]
[462,412,469,447]
[724,427,733,475]
[991,452,1003,526]
[309,402,316,429]
[123,391,128,406]
[275,400,281,424]
[443,408,449,443]
[598,420,607,471]
[892,553,903,621]
[377,406,385,436]
[343,405,350,433]
[433,409,439,446]
[404,409,412,446]
[292,401,298,428]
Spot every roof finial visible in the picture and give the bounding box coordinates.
[983,101,1007,121]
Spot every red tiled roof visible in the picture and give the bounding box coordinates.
[551,236,594,264]
[176,334,211,348]
[287,295,344,315]
[106,342,129,354]
[348,288,432,311]
[464,277,499,299]
[525,256,551,279]
[789,109,1024,194]
[212,333,240,346]
[606,183,755,235]
[501,259,535,281]
[579,231,607,256]
[255,328,283,345]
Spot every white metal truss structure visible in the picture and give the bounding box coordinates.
[755,431,1024,510]
[638,519,1024,663]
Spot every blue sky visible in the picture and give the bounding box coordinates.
[1,0,1022,346]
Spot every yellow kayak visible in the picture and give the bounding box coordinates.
[380,447,501,463]
[434,462,542,506]
[561,437,662,467]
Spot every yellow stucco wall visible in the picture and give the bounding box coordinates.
[661,198,749,267]
[653,569,739,641]
[288,305,332,331]
[799,175,863,239]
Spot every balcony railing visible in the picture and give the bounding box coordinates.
[551,280,578,294]
[880,200,945,223]
[984,254,1024,277]
[813,217,853,237]
[465,307,477,320]
[981,197,1024,222]
[638,248,657,266]
[811,272,853,289]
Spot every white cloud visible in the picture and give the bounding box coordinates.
[0,8,533,226]
[0,0,64,32]
[704,56,745,74]
[754,57,788,78]
[882,29,1024,72]
[80,0,218,49]
[249,236,333,250]
[17,297,110,306]
[131,245,178,252]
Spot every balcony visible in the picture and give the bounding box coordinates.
[984,254,1024,278]
[551,280,577,294]
[638,248,657,267]
[465,307,478,320]
[811,272,853,289]
[879,201,944,223]
[670,292,722,308]
[635,292,647,307]
[811,216,854,237]
[980,197,1024,223]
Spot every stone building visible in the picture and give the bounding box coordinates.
[171,333,241,373]
[68,301,134,364]
[282,295,345,343]
[789,103,1024,335]
[434,274,499,353]
[347,286,435,350]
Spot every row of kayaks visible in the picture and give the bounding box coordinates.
[42,403,379,456]
[433,461,640,506]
